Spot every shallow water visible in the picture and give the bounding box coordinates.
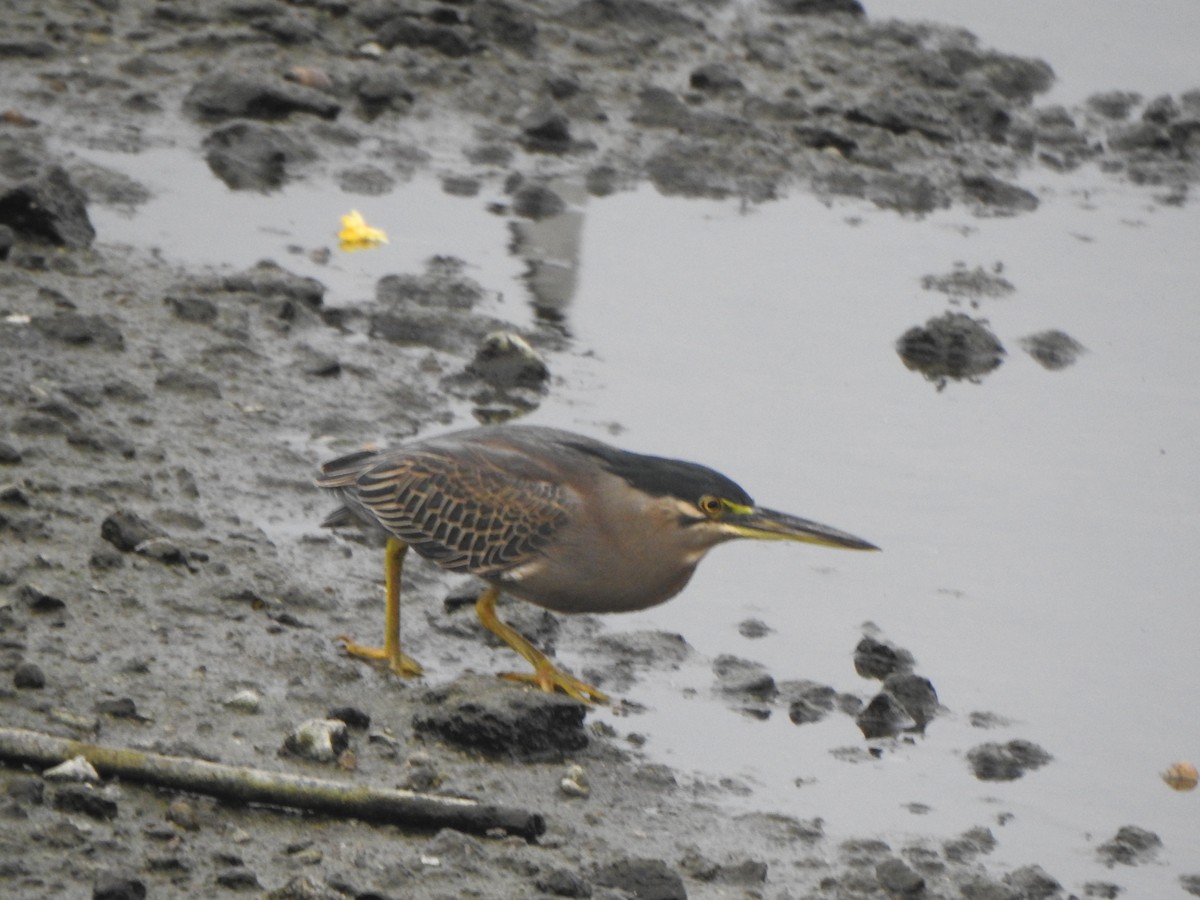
[81,14,1200,890]
[544,174,1200,890]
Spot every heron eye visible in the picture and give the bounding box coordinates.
[699,495,724,518]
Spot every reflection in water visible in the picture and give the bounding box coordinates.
[509,181,587,326]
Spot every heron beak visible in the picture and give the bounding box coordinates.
[726,507,880,551]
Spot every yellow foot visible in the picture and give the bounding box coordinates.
[336,635,424,678]
[499,664,609,705]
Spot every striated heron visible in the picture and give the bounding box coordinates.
[316,424,878,704]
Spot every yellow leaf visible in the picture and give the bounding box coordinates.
[338,210,388,252]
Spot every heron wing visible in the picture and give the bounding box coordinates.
[316,446,570,577]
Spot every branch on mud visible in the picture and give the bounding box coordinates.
[0,726,545,840]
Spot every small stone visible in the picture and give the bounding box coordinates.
[96,697,144,720]
[1097,825,1162,867]
[223,689,262,714]
[13,660,45,688]
[44,755,100,783]
[712,654,777,699]
[216,868,261,890]
[737,618,772,638]
[92,872,147,900]
[559,764,590,798]
[853,635,915,679]
[967,740,1053,781]
[53,785,118,820]
[464,331,549,390]
[18,584,67,613]
[326,705,370,730]
[283,718,349,763]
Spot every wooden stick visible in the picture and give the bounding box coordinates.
[0,727,544,840]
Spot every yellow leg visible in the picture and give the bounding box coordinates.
[338,537,424,677]
[475,586,608,705]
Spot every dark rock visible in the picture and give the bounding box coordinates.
[961,173,1039,212]
[215,868,261,890]
[771,0,864,14]
[471,1,539,56]
[93,872,147,900]
[413,674,588,761]
[779,680,843,725]
[712,654,776,700]
[1096,825,1162,867]
[1142,94,1180,125]
[13,661,45,688]
[1021,330,1086,370]
[521,107,574,153]
[592,630,692,667]
[896,312,1006,387]
[876,858,924,896]
[846,90,955,143]
[1180,874,1200,897]
[18,584,67,613]
[738,618,771,638]
[856,691,915,739]
[1081,882,1121,899]
[327,706,370,730]
[0,40,57,59]
[30,312,124,350]
[1087,91,1141,120]
[203,121,316,191]
[967,740,1053,781]
[690,63,743,93]
[166,295,219,324]
[464,331,549,390]
[853,635,914,679]
[512,183,566,220]
[0,166,95,247]
[0,223,13,259]
[67,426,137,458]
[95,697,143,720]
[184,68,340,121]
[921,265,1016,301]
[100,509,167,552]
[0,442,22,465]
[942,827,997,862]
[375,17,473,57]
[1003,864,1062,898]
[536,866,593,897]
[441,175,479,196]
[155,369,222,399]
[593,858,686,900]
[356,67,414,119]
[882,673,939,729]
[53,785,118,821]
